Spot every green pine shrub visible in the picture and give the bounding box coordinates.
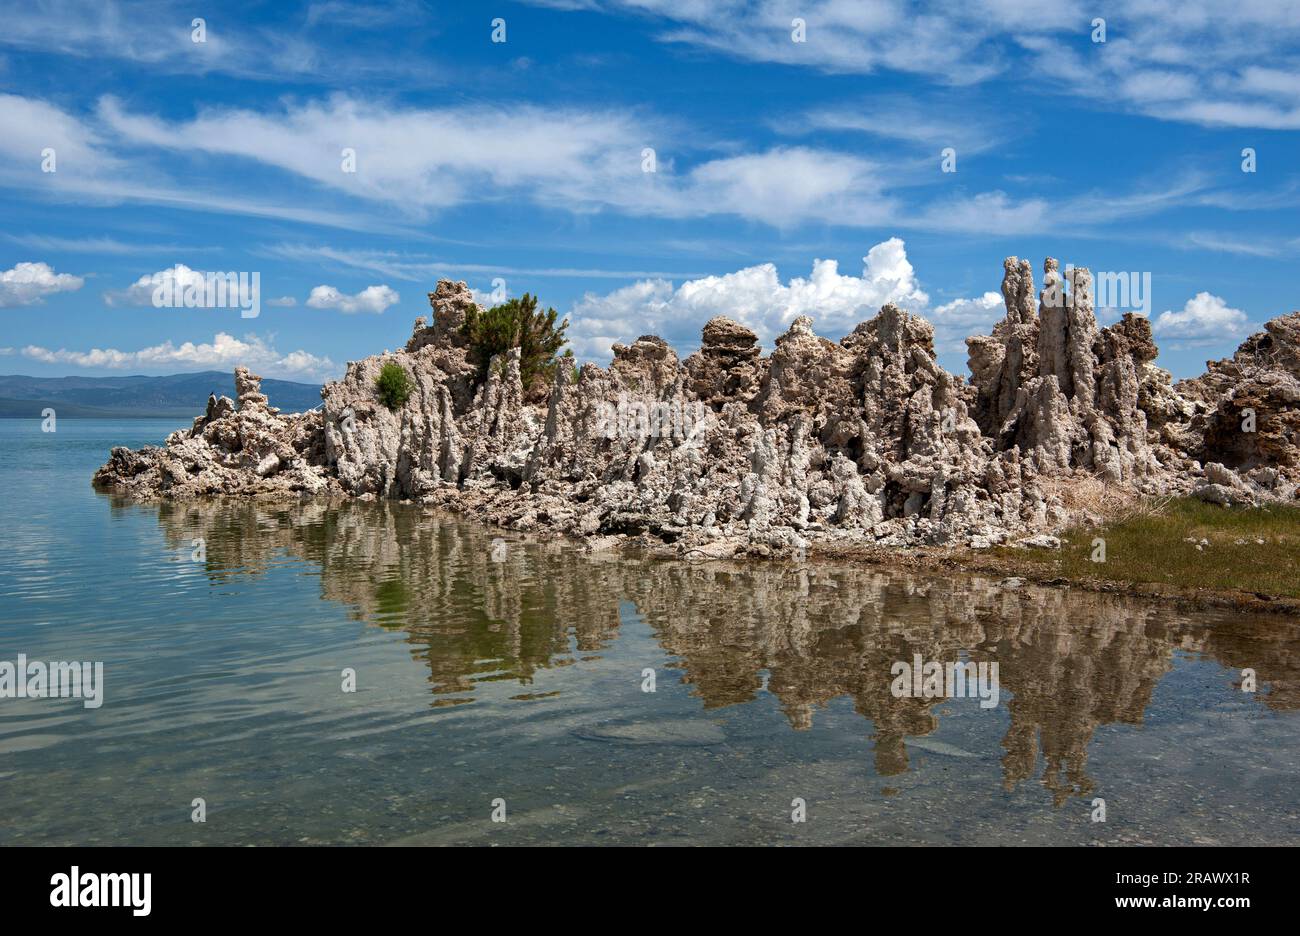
[462,293,570,401]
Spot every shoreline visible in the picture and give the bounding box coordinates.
[805,541,1300,617]
[97,486,1300,617]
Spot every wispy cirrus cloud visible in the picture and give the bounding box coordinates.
[0,94,414,233]
[94,96,896,227]
[261,244,711,282]
[86,95,1212,234]
[1179,232,1291,258]
[0,87,1226,239]
[536,1,1300,130]
[3,233,218,255]
[0,0,440,83]
[94,94,670,218]
[778,96,1008,158]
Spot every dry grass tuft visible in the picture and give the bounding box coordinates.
[1038,474,1173,525]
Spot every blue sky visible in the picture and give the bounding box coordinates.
[1,0,1299,384]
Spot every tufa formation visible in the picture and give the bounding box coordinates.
[94,260,1300,557]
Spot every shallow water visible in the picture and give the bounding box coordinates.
[1,418,1298,846]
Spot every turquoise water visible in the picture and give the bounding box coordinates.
[1,418,1298,845]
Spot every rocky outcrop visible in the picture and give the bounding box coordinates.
[685,316,763,408]
[95,365,332,497]
[1177,312,1300,482]
[94,263,1300,556]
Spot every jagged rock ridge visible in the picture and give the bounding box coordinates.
[94,259,1300,556]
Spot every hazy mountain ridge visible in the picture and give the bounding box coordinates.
[0,371,323,418]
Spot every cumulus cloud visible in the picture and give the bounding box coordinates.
[103,263,267,312]
[567,237,928,361]
[21,332,337,381]
[305,283,399,314]
[928,291,1005,354]
[104,263,206,306]
[1153,292,1251,343]
[571,240,1260,371]
[0,261,84,307]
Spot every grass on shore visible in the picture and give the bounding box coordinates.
[1005,498,1300,599]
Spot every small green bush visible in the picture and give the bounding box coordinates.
[375,361,414,410]
[462,293,570,400]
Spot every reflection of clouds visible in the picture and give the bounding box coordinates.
[135,496,1300,802]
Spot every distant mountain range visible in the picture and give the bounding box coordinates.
[0,371,323,418]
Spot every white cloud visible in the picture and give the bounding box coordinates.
[21,332,336,381]
[266,296,298,307]
[633,0,1006,84]
[263,243,710,282]
[568,237,928,361]
[0,0,408,83]
[929,291,1005,354]
[0,261,84,307]
[676,147,893,227]
[97,96,899,227]
[916,191,1050,234]
[0,92,1212,237]
[0,93,121,181]
[0,95,405,234]
[535,1,1300,131]
[104,263,208,306]
[102,263,266,313]
[3,233,218,255]
[1182,233,1284,258]
[566,243,1262,374]
[1153,292,1251,343]
[305,284,399,314]
[96,94,660,218]
[784,97,1006,156]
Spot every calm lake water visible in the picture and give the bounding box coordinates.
[1,418,1298,846]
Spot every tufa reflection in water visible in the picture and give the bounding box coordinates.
[114,494,1300,806]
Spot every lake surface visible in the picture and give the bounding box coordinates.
[1,418,1298,846]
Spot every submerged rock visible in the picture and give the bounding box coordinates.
[572,719,726,746]
[904,737,980,759]
[93,265,1300,554]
